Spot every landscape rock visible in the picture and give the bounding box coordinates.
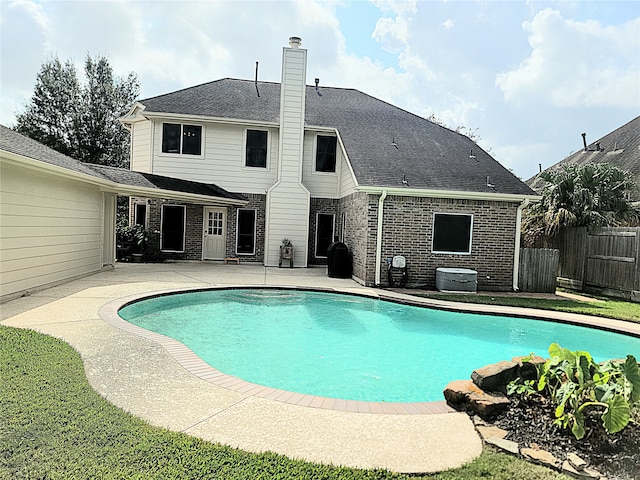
[471,360,519,393]
[443,380,510,419]
[521,447,559,470]
[567,452,589,471]
[485,436,519,455]
[472,415,489,427]
[476,425,508,440]
[512,355,546,381]
[562,460,602,479]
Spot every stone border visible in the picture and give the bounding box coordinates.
[475,416,604,479]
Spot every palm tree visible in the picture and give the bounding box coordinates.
[522,163,639,246]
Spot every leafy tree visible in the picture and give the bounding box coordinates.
[14,57,81,157]
[522,162,639,245]
[15,54,139,168]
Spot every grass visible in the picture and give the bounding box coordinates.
[412,291,640,323]
[0,325,569,480]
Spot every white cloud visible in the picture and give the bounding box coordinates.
[496,8,640,109]
[441,18,454,30]
[370,0,417,16]
[372,16,410,53]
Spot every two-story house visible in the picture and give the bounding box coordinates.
[120,37,539,290]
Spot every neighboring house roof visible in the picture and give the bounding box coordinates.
[137,78,536,196]
[0,124,245,204]
[527,115,640,198]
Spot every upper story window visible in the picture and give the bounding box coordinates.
[245,129,268,168]
[315,135,337,173]
[162,123,202,156]
[432,213,473,254]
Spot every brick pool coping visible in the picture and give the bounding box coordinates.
[99,284,640,416]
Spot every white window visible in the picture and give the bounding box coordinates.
[161,205,186,252]
[245,129,268,168]
[236,209,256,255]
[134,203,147,227]
[161,123,202,155]
[315,213,335,257]
[315,135,337,173]
[432,213,473,254]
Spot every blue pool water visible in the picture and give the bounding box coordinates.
[118,289,640,402]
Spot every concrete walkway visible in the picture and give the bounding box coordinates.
[2,263,638,473]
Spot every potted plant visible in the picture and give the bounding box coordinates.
[116,224,149,262]
[279,238,294,267]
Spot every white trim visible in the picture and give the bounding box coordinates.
[160,204,186,253]
[312,133,338,174]
[357,185,541,203]
[431,212,474,255]
[134,202,148,228]
[236,208,257,256]
[137,110,280,129]
[242,128,270,170]
[335,130,359,190]
[159,122,204,158]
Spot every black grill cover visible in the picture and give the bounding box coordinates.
[327,242,352,278]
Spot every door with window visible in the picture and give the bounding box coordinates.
[203,207,226,260]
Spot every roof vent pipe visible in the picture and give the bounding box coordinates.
[289,36,302,48]
[581,132,588,152]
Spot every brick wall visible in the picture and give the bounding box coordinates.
[128,192,520,291]
[337,192,370,282]
[369,195,519,290]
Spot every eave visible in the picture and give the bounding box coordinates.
[356,185,541,203]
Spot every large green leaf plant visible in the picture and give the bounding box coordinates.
[535,343,640,439]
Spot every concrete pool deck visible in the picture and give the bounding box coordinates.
[2,263,639,474]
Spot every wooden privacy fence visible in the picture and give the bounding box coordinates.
[554,227,640,302]
[518,248,559,293]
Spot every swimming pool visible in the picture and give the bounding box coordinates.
[118,288,640,403]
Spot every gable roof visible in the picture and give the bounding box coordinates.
[136,78,536,197]
[0,124,246,204]
[527,115,640,199]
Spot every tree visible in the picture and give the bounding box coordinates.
[14,57,81,158]
[15,54,139,168]
[522,162,639,246]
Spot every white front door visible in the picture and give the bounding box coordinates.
[203,207,226,260]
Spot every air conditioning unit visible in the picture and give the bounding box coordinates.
[436,268,478,293]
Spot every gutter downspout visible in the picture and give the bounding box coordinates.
[512,198,530,291]
[374,190,388,286]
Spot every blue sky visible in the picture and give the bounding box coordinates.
[1,0,638,180]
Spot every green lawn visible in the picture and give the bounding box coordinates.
[0,325,569,480]
[412,291,640,323]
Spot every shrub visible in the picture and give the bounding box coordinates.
[534,343,640,439]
